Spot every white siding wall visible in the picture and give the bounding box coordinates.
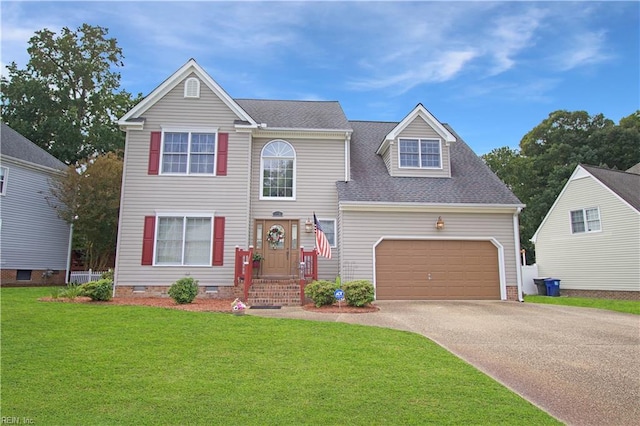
[250,137,345,279]
[0,159,69,270]
[536,176,640,291]
[340,209,518,286]
[382,117,451,178]
[115,75,251,287]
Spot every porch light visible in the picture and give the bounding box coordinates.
[435,216,445,230]
[305,218,313,233]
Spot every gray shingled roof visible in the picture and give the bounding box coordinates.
[582,164,640,212]
[336,121,522,205]
[1,123,66,170]
[235,99,352,130]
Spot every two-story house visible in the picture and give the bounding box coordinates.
[114,59,524,303]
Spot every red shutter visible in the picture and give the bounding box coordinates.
[212,216,225,266]
[141,216,156,265]
[148,132,161,175]
[216,133,228,176]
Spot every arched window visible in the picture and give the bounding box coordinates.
[184,77,200,98]
[261,140,295,199]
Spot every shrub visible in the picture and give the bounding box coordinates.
[60,283,83,300]
[80,279,113,301]
[101,269,114,281]
[343,280,374,307]
[168,277,199,304]
[304,280,338,307]
[50,287,63,299]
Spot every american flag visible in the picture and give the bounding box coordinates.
[314,213,332,259]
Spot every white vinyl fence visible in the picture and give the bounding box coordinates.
[521,264,540,295]
[69,269,107,284]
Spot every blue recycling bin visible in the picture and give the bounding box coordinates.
[544,278,561,297]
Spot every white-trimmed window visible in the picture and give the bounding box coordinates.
[261,140,295,199]
[155,214,213,266]
[0,167,7,195]
[318,219,337,247]
[184,77,200,98]
[161,130,216,175]
[570,208,601,234]
[398,138,441,168]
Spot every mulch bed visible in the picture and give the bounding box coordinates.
[39,297,379,314]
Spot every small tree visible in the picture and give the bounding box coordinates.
[48,152,123,270]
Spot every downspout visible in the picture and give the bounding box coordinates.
[513,208,524,302]
[65,222,74,284]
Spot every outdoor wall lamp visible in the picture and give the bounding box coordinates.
[435,216,445,230]
[305,218,313,233]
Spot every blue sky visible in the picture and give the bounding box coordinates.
[1,1,638,154]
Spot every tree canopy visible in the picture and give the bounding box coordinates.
[1,24,141,164]
[483,110,640,263]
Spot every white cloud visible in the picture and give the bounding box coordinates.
[552,30,613,71]
[486,7,548,75]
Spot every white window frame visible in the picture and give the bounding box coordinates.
[160,128,218,176]
[318,218,337,248]
[184,77,200,98]
[398,138,442,169]
[153,213,214,266]
[260,140,296,200]
[570,207,602,234]
[0,167,7,195]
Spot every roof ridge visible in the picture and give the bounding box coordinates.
[581,163,636,175]
[235,98,340,103]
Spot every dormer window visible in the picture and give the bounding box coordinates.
[184,77,200,98]
[399,138,441,168]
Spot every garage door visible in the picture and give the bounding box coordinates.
[375,239,500,300]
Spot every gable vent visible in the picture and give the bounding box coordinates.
[184,77,200,98]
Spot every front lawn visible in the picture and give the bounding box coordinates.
[1,287,558,425]
[524,295,640,315]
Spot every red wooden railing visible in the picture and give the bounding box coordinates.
[299,246,318,304]
[234,245,317,305]
[234,246,254,301]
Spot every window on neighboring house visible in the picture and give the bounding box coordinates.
[570,208,601,234]
[16,270,32,281]
[184,77,200,98]
[398,138,441,168]
[161,131,216,174]
[261,140,295,199]
[155,215,213,266]
[319,219,337,247]
[0,167,7,195]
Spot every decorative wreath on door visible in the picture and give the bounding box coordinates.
[267,225,285,249]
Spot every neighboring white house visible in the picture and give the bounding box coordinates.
[114,59,524,303]
[0,124,70,285]
[531,164,640,299]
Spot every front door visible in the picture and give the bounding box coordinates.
[254,219,299,277]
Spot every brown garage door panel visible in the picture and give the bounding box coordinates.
[376,240,500,300]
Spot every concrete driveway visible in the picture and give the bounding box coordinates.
[248,301,640,425]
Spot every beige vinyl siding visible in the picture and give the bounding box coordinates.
[386,117,451,178]
[116,74,251,287]
[250,137,344,279]
[536,176,640,292]
[339,209,518,288]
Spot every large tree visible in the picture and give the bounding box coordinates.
[483,110,640,263]
[1,24,140,163]
[48,153,123,270]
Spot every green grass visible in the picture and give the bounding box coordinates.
[1,288,559,425]
[525,295,640,315]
